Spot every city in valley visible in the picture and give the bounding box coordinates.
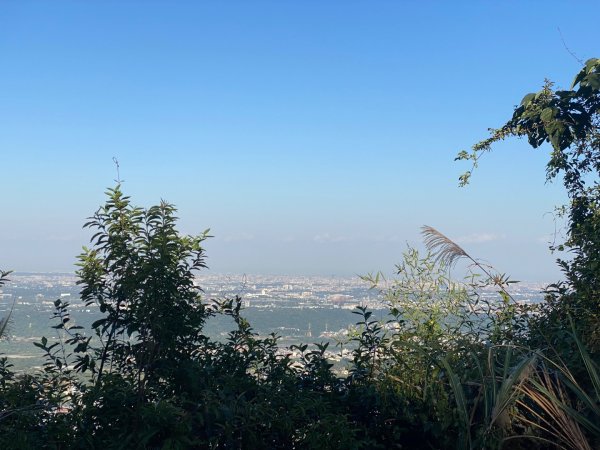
[0,272,547,370]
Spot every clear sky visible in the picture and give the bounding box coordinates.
[1,1,598,281]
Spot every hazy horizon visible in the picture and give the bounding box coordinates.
[2,2,598,281]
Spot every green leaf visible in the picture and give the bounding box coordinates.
[540,107,555,122]
[520,93,535,106]
[585,73,600,90]
[91,318,107,329]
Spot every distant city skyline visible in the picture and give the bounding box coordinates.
[2,2,599,281]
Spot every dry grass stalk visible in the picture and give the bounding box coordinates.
[421,225,519,307]
[421,226,470,267]
[516,366,592,450]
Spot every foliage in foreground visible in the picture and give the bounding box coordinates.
[1,186,597,450]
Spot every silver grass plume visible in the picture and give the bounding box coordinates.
[421,225,470,267]
[421,225,519,308]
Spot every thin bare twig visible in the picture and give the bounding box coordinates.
[558,27,584,66]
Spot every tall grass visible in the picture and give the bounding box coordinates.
[509,318,600,450]
[372,227,599,449]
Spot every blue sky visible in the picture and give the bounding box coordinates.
[1,1,598,280]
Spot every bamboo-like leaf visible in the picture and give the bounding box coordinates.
[438,355,471,450]
[490,351,537,429]
[569,316,600,402]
